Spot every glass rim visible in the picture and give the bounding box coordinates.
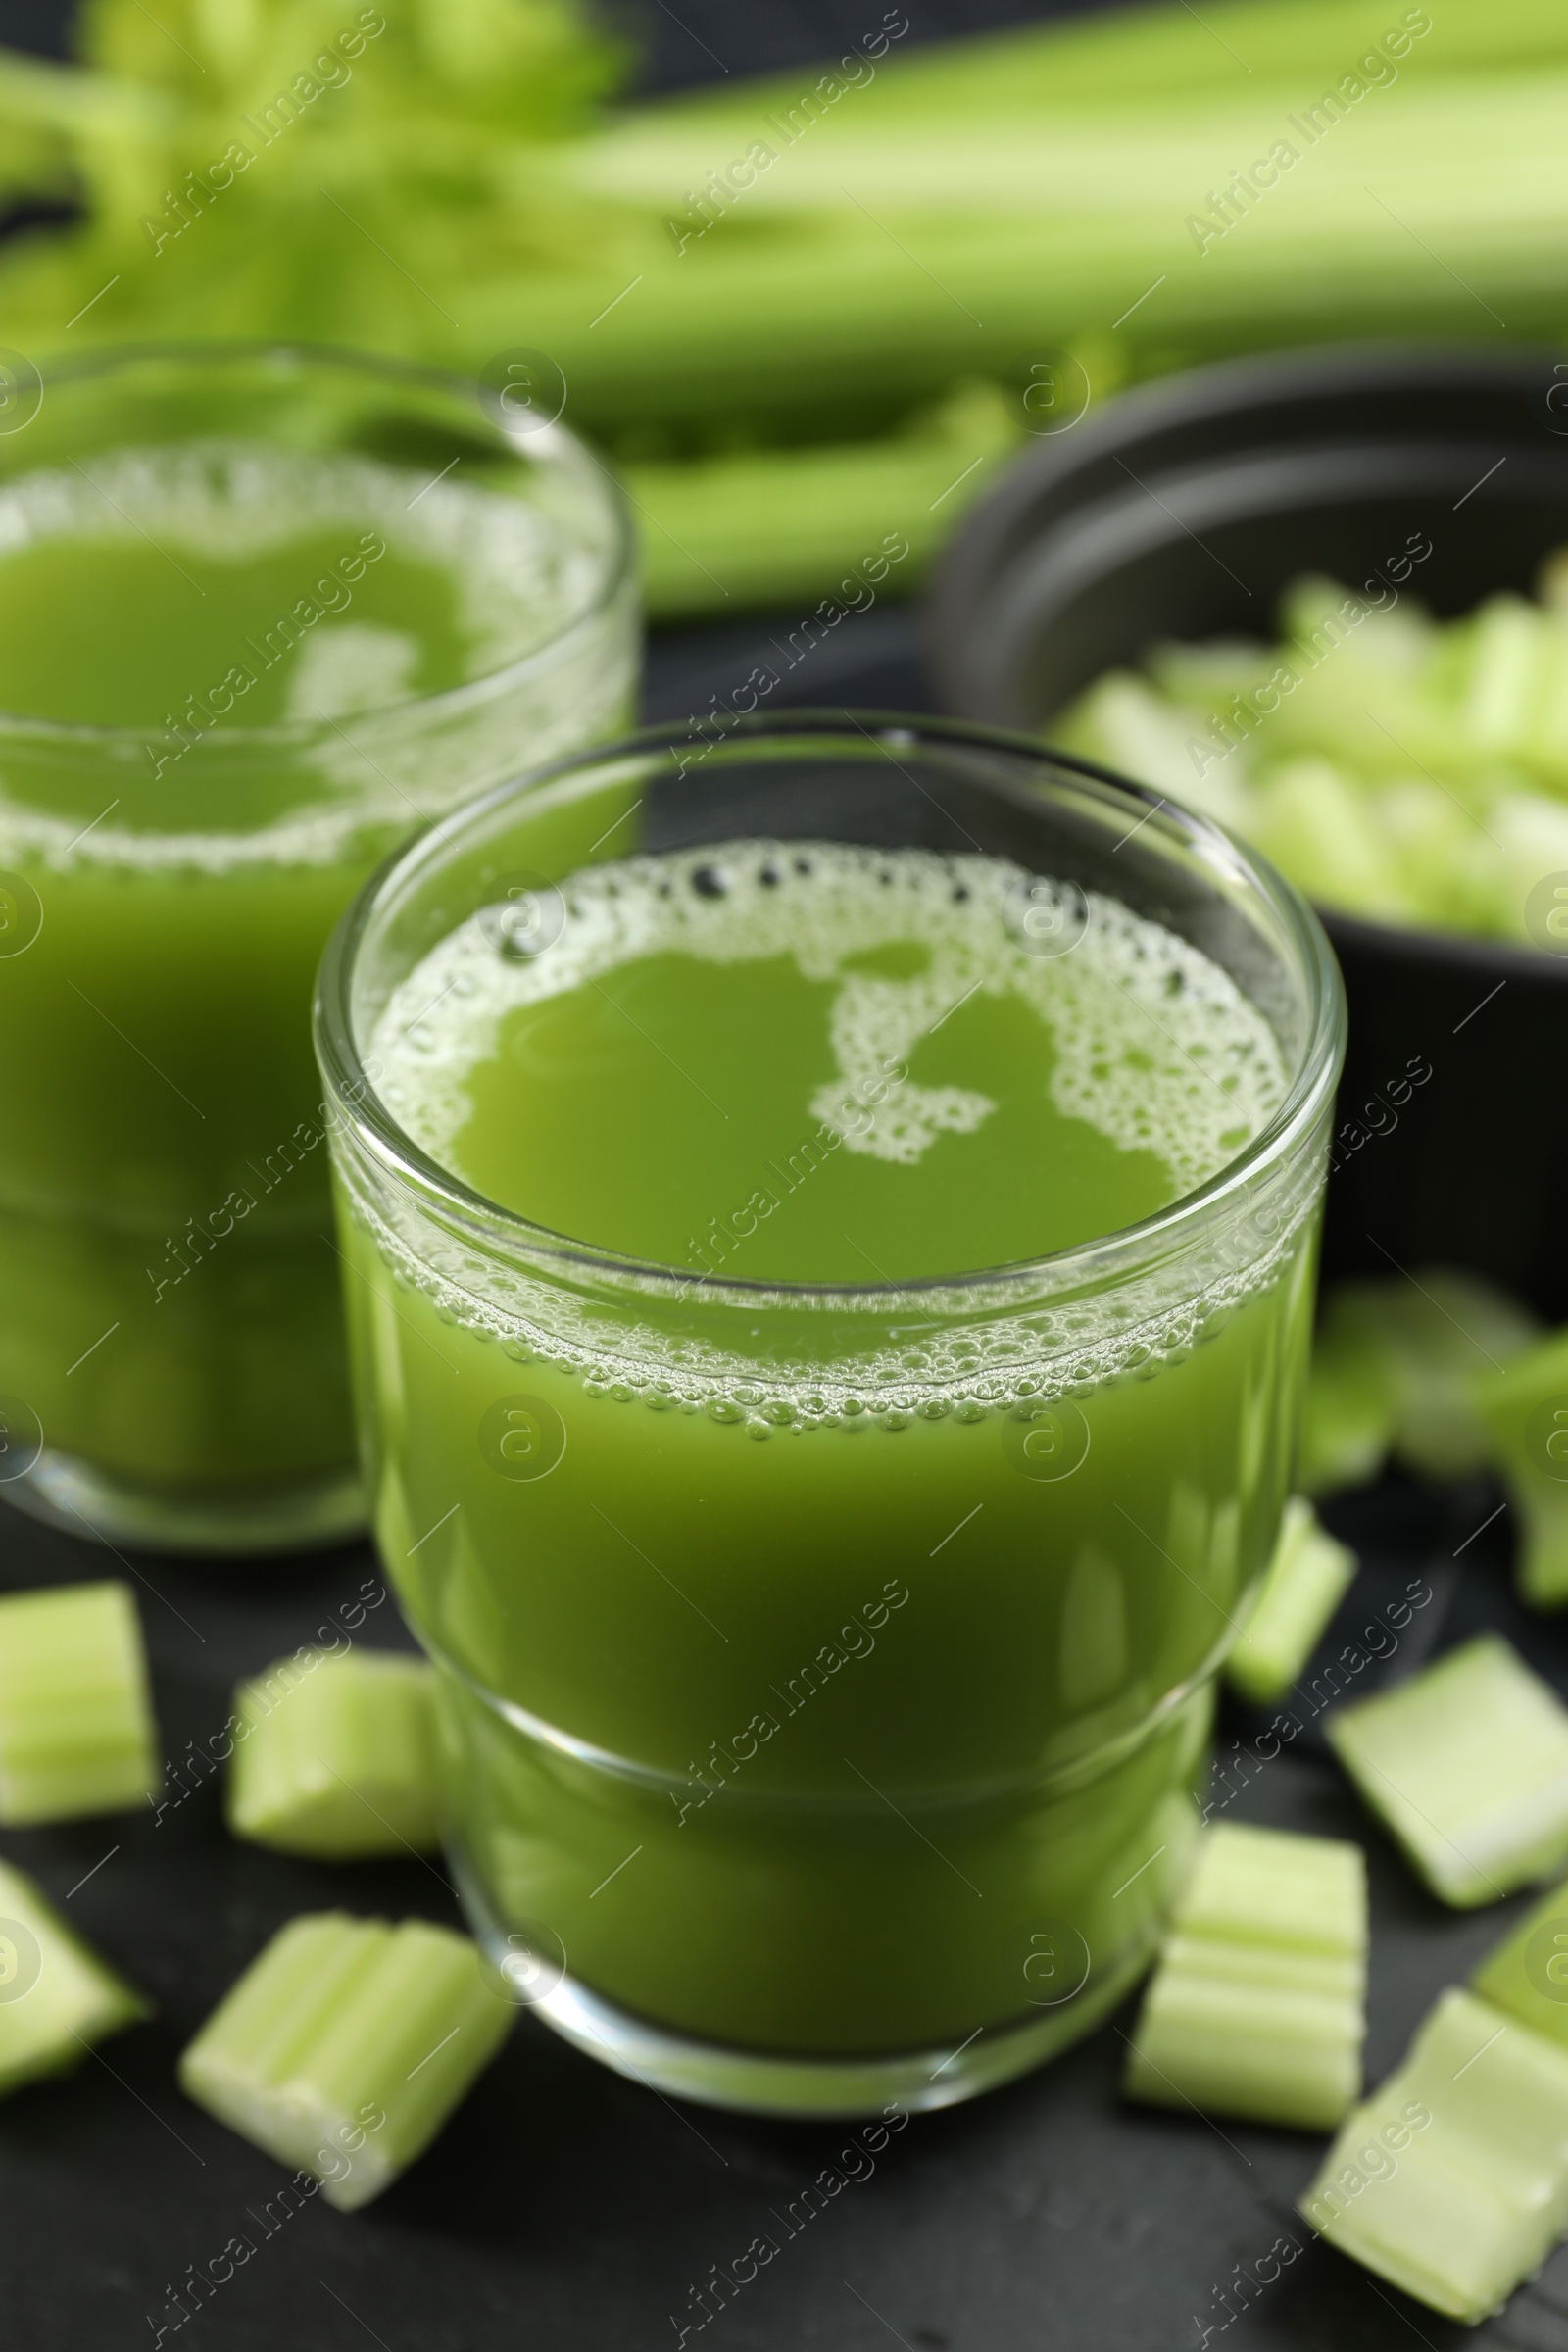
[0,337,636,753]
[315,710,1348,1309]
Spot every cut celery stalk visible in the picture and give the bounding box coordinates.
[0,1580,159,1825]
[0,1854,147,2095]
[1298,1305,1397,1497]
[1474,1330,1568,1608]
[1123,1822,1366,2130]
[1471,1872,1568,2052]
[226,1651,440,1860]
[179,1912,512,2210]
[1300,1987,1568,2324]
[1326,1635,1568,1906]
[1227,1497,1357,1704]
[1325,1273,1541,1482]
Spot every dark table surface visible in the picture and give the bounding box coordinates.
[5,2,1568,2345]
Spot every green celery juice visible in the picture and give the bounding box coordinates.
[340,839,1320,2062]
[0,426,633,1531]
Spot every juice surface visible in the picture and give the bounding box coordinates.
[379,840,1285,1282]
[341,843,1320,2059]
[0,436,634,1502]
[0,437,585,732]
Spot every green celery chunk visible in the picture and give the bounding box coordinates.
[0,1855,147,2095]
[1474,1329,1568,1608]
[1324,1273,1541,1482]
[1250,757,1412,923]
[226,1650,440,1859]
[1298,1305,1397,1496]
[0,1580,159,1825]
[1123,1821,1366,2130]
[1327,1635,1568,1906]
[1227,1497,1357,1704]
[179,1911,513,2210]
[1300,1987,1568,2324]
[1471,1873,1568,2051]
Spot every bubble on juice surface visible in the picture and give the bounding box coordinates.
[371,839,1289,1207]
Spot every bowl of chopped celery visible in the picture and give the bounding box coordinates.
[928,344,1568,1314]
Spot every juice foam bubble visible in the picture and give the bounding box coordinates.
[375,839,1288,1205]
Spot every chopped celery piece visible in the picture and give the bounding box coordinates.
[0,1855,147,2095]
[1123,1822,1366,2130]
[1324,1271,1540,1481]
[0,1580,159,1825]
[180,1912,512,2211]
[1300,1987,1568,2324]
[1050,562,1568,948]
[1327,1635,1568,1906]
[226,1651,440,1860]
[1299,1302,1397,1497]
[1460,596,1547,756]
[1250,759,1412,924]
[1053,670,1248,830]
[1471,1872,1568,2052]
[1227,1497,1356,1704]
[1474,1329,1568,1608]
[1494,792,1568,946]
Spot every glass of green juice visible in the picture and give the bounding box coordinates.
[315,712,1345,2116]
[0,343,636,1553]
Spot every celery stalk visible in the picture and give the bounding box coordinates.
[226,1651,440,1860]
[179,1913,512,2210]
[1299,1987,1568,2324]
[0,1855,147,2096]
[627,382,1020,618]
[1226,1497,1356,1704]
[1474,1330,1568,1608]
[0,1581,159,1825]
[1472,1871,1568,2051]
[1326,1635,1568,1906]
[1123,1822,1365,2130]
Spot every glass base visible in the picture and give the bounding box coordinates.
[2,1446,365,1556]
[457,1850,1155,2120]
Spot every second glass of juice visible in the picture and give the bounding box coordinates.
[0,344,636,1551]
[317,714,1344,2115]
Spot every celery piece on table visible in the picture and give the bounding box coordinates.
[1227,1497,1357,1705]
[179,1913,512,2211]
[1474,1330,1568,1608]
[1299,1986,1568,2324]
[1326,1635,1568,1907]
[1322,1272,1541,1483]
[0,1854,147,2096]
[226,1651,440,1860]
[1298,1300,1398,1497]
[1123,1821,1366,2130]
[0,1580,159,1825]
[1471,1872,1568,2051]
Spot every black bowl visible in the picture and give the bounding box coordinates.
[927,343,1568,1317]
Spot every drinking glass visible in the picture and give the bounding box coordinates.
[0,343,636,1551]
[316,713,1345,2116]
